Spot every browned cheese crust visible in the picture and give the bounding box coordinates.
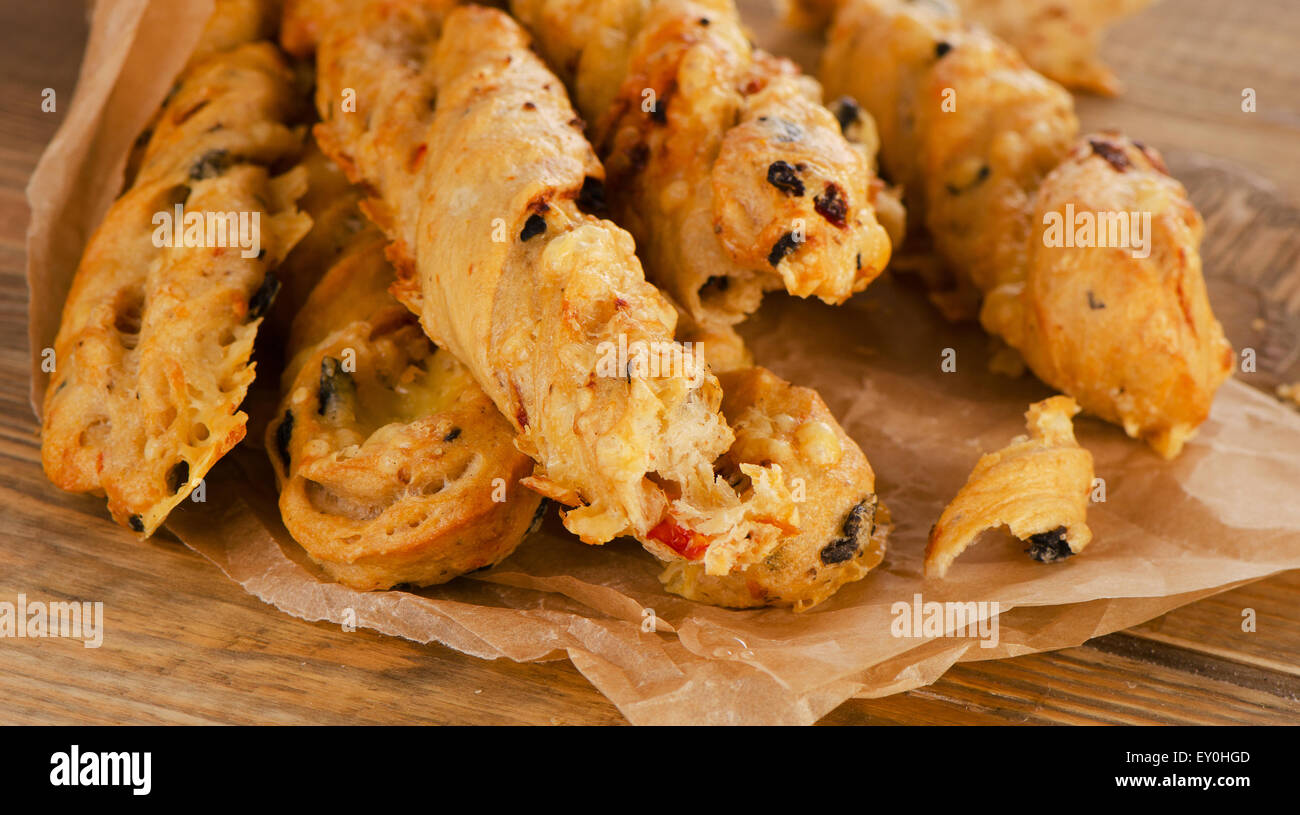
[814,0,1232,458]
[267,215,543,590]
[42,37,312,537]
[925,396,1093,577]
[510,0,898,329]
[662,366,889,610]
[287,0,802,576]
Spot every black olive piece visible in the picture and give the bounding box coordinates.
[526,499,552,536]
[935,41,953,58]
[768,231,800,266]
[274,410,294,466]
[814,182,848,228]
[246,271,280,322]
[520,213,547,241]
[129,514,145,532]
[188,148,232,180]
[1025,526,1074,563]
[820,497,878,565]
[577,176,606,212]
[443,427,462,442]
[766,160,805,196]
[167,461,190,494]
[831,96,861,133]
[1089,138,1130,172]
[317,357,354,416]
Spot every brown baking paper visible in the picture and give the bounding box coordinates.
[25,0,1300,725]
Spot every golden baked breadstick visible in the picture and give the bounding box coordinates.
[287,0,800,576]
[42,41,311,536]
[791,0,1148,96]
[125,0,289,186]
[265,141,364,341]
[807,0,1232,458]
[925,396,1093,577]
[510,0,897,328]
[268,219,543,590]
[953,0,1149,96]
[662,366,889,610]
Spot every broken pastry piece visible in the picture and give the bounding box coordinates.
[807,0,1232,458]
[510,0,896,329]
[41,39,311,537]
[925,396,1094,578]
[267,224,543,591]
[662,366,889,610]
[289,1,799,577]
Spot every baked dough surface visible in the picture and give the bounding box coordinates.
[42,39,311,536]
[815,0,1232,457]
[925,396,1094,578]
[293,0,802,576]
[269,225,542,590]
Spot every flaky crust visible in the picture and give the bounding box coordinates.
[925,396,1094,577]
[662,366,888,610]
[42,41,311,536]
[293,1,800,576]
[511,0,894,328]
[816,0,1232,457]
[267,224,542,591]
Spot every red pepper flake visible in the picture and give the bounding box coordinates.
[648,518,709,560]
[1088,138,1130,172]
[408,143,428,171]
[814,182,848,228]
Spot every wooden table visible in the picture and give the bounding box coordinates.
[2,0,1297,725]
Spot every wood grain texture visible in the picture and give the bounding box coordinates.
[2,0,1297,725]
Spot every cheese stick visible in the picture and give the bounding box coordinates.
[268,213,543,590]
[510,0,899,329]
[285,0,799,576]
[789,0,1149,95]
[804,0,1232,458]
[42,38,311,536]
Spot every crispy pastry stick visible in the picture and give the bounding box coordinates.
[790,0,1149,96]
[42,40,311,536]
[267,216,543,590]
[125,0,288,187]
[286,1,800,576]
[804,0,1232,458]
[925,396,1093,577]
[510,0,898,329]
[952,0,1150,96]
[661,365,889,610]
